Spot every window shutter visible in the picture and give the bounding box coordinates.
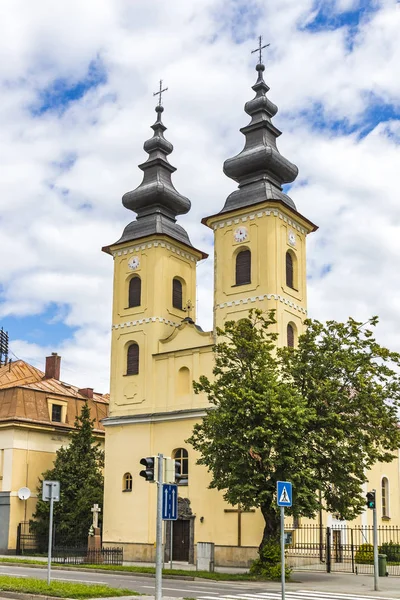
[129,277,141,307]
[235,250,251,285]
[127,344,139,375]
[172,278,183,310]
[286,251,294,288]
[287,324,294,348]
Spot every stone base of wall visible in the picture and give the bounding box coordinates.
[104,541,257,568]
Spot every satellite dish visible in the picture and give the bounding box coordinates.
[17,487,31,501]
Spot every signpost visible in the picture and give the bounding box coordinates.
[277,481,292,600]
[155,454,163,600]
[42,480,60,585]
[162,484,178,521]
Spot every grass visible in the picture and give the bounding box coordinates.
[0,575,137,598]
[0,557,259,581]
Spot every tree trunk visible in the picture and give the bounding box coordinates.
[259,500,281,554]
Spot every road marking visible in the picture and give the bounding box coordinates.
[0,573,28,578]
[55,578,108,584]
[198,592,399,600]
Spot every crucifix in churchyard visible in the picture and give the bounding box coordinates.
[224,505,255,547]
[91,504,101,529]
[251,35,270,65]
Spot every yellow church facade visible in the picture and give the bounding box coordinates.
[102,63,400,566]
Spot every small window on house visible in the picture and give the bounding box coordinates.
[123,473,133,492]
[235,250,251,285]
[127,343,139,375]
[129,277,141,308]
[51,404,62,423]
[382,477,389,517]
[287,324,295,348]
[286,251,294,289]
[172,278,183,310]
[172,448,189,485]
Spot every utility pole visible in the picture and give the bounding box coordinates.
[155,453,164,600]
[367,489,378,592]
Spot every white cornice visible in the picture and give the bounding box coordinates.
[103,408,207,426]
[216,293,307,314]
[112,240,198,263]
[212,209,308,235]
[112,316,181,330]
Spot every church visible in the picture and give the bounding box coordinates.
[101,57,400,566]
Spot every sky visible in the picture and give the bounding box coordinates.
[0,0,399,392]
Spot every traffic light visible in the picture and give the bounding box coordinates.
[140,457,155,482]
[366,491,376,509]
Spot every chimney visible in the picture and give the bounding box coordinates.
[45,353,61,380]
[79,387,94,399]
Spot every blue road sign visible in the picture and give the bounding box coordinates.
[162,483,178,520]
[277,481,292,507]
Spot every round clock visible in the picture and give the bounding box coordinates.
[288,231,296,246]
[128,256,140,270]
[234,226,248,243]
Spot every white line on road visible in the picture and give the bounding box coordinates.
[54,578,108,584]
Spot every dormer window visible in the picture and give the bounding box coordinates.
[51,404,62,422]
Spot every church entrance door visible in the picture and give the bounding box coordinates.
[172,519,190,561]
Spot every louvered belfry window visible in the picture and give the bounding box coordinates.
[172,278,183,310]
[286,251,294,289]
[235,250,251,285]
[129,277,141,308]
[127,343,139,375]
[287,324,295,348]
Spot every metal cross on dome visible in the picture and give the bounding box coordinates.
[153,79,168,106]
[251,35,270,65]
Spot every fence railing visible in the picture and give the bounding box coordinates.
[52,547,123,565]
[285,524,400,576]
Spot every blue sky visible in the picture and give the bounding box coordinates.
[1,0,399,389]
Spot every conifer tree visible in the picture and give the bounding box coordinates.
[31,402,104,548]
[187,310,400,577]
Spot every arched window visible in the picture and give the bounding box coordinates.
[286,251,294,289]
[127,343,139,375]
[382,477,389,517]
[129,277,141,308]
[287,324,295,348]
[172,448,188,485]
[172,278,183,310]
[123,473,133,492]
[236,250,251,285]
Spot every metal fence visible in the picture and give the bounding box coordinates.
[16,521,123,566]
[285,524,400,576]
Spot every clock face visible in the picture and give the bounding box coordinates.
[288,231,296,247]
[234,226,248,243]
[128,256,140,271]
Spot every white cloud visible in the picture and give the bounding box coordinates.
[1,0,400,391]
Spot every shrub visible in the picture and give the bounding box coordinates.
[250,540,291,580]
[380,541,400,562]
[355,543,374,564]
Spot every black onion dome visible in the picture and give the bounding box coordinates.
[221,63,298,213]
[115,105,194,249]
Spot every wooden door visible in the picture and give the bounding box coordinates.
[172,519,190,561]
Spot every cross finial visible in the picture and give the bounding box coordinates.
[251,35,270,66]
[153,79,168,107]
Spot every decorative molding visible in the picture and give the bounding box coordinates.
[212,209,308,235]
[103,408,207,427]
[112,316,181,330]
[112,240,198,263]
[216,293,307,315]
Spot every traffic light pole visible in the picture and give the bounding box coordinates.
[373,499,378,592]
[155,453,164,600]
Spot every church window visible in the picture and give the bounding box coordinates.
[172,278,183,310]
[287,324,295,348]
[127,343,139,375]
[382,477,389,517]
[129,277,141,308]
[235,250,251,285]
[286,251,294,289]
[172,448,188,485]
[123,473,133,492]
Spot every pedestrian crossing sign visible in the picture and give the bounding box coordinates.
[277,480,292,507]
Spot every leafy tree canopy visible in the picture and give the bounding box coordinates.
[31,402,104,547]
[187,310,400,561]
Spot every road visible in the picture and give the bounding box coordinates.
[0,564,398,600]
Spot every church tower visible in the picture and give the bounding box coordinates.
[103,96,207,417]
[203,60,317,345]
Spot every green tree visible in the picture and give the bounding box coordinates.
[187,311,400,575]
[31,402,104,548]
